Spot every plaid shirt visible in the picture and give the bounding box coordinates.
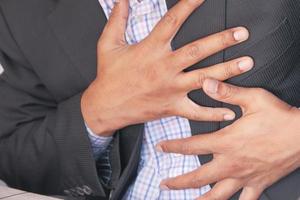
[88,0,211,199]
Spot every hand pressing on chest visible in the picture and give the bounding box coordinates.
[81,0,252,136]
[157,79,300,200]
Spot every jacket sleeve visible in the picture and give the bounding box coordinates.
[0,9,107,197]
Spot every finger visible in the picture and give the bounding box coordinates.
[156,131,223,155]
[175,97,236,121]
[160,160,226,190]
[170,27,249,71]
[239,187,263,200]
[202,79,261,112]
[101,0,129,45]
[178,57,254,91]
[150,0,205,43]
[197,179,242,200]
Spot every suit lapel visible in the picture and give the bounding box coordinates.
[47,0,107,84]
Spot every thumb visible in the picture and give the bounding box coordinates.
[202,78,254,112]
[101,0,129,46]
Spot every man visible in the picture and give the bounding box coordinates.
[0,0,252,198]
[0,0,299,200]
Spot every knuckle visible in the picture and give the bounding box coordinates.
[202,107,221,121]
[186,44,203,59]
[120,13,128,22]
[227,160,244,175]
[219,31,234,47]
[180,140,193,154]
[164,13,178,26]
[231,162,242,172]
[195,72,207,88]
[139,39,156,53]
[251,88,268,101]
[219,84,234,99]
[191,173,204,188]
[186,107,202,120]
[224,62,236,78]
[240,163,255,177]
[184,0,200,7]
[209,111,223,121]
[253,88,267,96]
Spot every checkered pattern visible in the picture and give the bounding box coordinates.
[86,125,113,185]
[86,123,113,160]
[124,117,211,199]
[91,0,211,199]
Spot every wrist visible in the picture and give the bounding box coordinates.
[81,80,120,137]
[289,107,300,168]
[290,107,300,131]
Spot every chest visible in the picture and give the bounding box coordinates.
[99,0,168,44]
[9,0,300,102]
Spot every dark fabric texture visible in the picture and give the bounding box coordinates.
[0,0,299,199]
[0,0,107,198]
[167,0,300,200]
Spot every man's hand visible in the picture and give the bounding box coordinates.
[157,79,300,200]
[81,0,252,136]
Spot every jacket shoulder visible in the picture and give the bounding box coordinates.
[0,0,55,63]
[0,0,55,23]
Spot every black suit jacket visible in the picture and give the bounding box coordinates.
[0,0,299,199]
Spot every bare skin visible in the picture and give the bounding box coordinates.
[81,0,252,136]
[157,79,300,200]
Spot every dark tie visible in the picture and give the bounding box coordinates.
[96,143,113,187]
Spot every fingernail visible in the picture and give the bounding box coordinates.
[238,58,254,72]
[160,184,170,191]
[224,114,235,121]
[233,27,249,41]
[155,144,164,152]
[205,79,219,94]
[114,0,120,3]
